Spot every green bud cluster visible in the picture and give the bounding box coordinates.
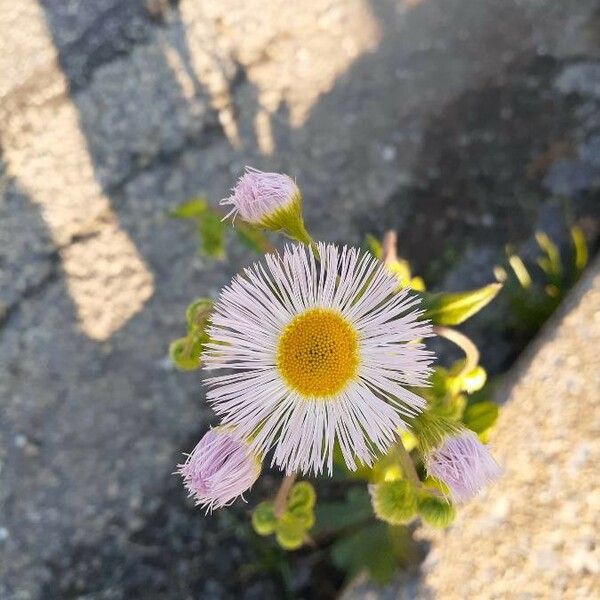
[251,481,316,550]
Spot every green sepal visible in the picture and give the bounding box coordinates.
[410,411,461,454]
[421,283,502,325]
[258,192,312,245]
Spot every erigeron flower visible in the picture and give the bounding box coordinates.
[178,428,261,511]
[425,430,501,503]
[203,243,434,475]
[220,167,311,244]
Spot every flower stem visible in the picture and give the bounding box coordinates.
[393,437,421,489]
[273,473,297,517]
[433,325,480,377]
[381,230,397,265]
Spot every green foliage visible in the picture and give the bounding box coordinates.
[421,283,502,325]
[170,197,270,258]
[331,523,413,584]
[499,226,588,339]
[314,487,372,534]
[370,480,417,525]
[169,198,209,218]
[174,222,509,586]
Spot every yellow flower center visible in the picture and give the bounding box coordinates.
[276,308,359,398]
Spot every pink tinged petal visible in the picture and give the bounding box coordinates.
[203,243,436,476]
[220,167,299,223]
[425,431,501,503]
[177,428,260,512]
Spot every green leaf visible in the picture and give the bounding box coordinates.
[314,488,372,534]
[169,198,208,219]
[463,401,499,435]
[571,226,588,276]
[197,210,226,259]
[421,283,502,325]
[364,234,383,259]
[536,231,561,280]
[507,254,531,289]
[235,223,271,254]
[331,522,398,584]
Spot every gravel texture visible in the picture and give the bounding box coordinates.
[1,1,600,598]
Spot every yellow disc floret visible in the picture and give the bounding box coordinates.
[276,308,359,398]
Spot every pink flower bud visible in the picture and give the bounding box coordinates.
[178,428,261,511]
[221,167,300,224]
[425,431,501,503]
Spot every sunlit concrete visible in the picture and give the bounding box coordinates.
[0,0,153,340]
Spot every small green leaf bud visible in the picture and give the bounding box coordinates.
[169,337,201,371]
[186,298,213,331]
[417,494,456,528]
[286,504,315,530]
[251,501,277,536]
[287,481,316,511]
[370,480,417,525]
[275,515,305,550]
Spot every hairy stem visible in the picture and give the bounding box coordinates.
[393,438,421,489]
[273,473,297,518]
[433,325,480,377]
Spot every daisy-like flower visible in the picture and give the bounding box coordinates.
[425,430,501,503]
[178,428,261,511]
[220,167,311,244]
[203,243,434,475]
